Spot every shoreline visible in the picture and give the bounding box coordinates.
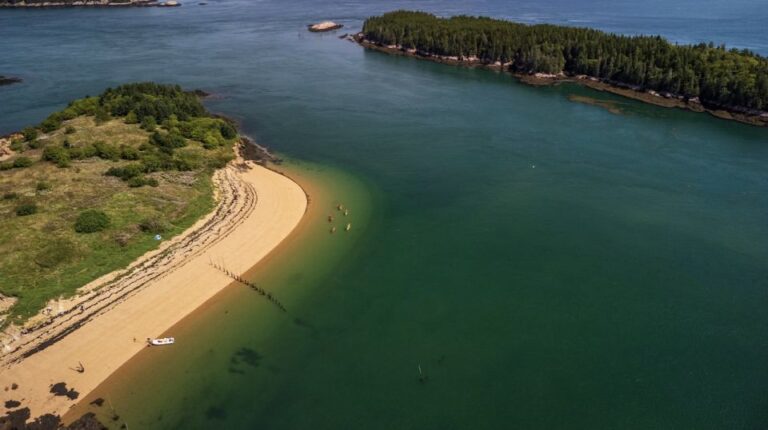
[0,145,308,421]
[62,157,372,428]
[354,36,768,127]
[62,159,354,425]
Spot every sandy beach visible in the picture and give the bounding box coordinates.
[0,152,307,420]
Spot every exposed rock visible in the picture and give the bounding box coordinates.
[0,76,22,86]
[239,136,279,165]
[190,89,210,98]
[307,21,343,32]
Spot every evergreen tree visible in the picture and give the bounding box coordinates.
[363,11,768,111]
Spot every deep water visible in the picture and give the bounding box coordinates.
[2,0,767,428]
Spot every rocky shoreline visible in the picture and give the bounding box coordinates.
[0,0,180,7]
[354,34,768,127]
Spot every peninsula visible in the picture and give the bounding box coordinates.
[0,83,307,425]
[358,11,768,126]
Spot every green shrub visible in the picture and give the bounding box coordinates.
[202,133,219,149]
[127,176,148,187]
[0,162,12,171]
[219,121,237,139]
[94,108,111,125]
[124,175,158,188]
[12,157,33,168]
[207,152,234,169]
[9,139,24,152]
[93,141,120,161]
[42,145,71,167]
[40,117,61,133]
[105,163,145,180]
[140,151,175,172]
[80,144,98,159]
[74,209,110,233]
[16,203,37,216]
[21,127,38,142]
[68,97,99,116]
[36,181,51,192]
[150,131,187,151]
[120,145,140,160]
[66,146,85,160]
[2,192,18,200]
[139,218,170,234]
[124,111,139,124]
[140,116,157,131]
[163,114,180,130]
[65,126,76,134]
[27,139,42,150]
[173,153,202,171]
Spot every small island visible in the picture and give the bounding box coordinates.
[0,76,22,86]
[308,21,343,32]
[0,0,179,7]
[359,11,768,126]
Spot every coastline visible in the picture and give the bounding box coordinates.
[354,36,768,127]
[61,159,373,427]
[0,146,308,421]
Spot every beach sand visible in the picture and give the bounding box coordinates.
[0,154,307,420]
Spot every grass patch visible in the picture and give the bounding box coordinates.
[0,83,235,322]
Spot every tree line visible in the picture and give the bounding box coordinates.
[362,11,768,111]
[7,82,237,185]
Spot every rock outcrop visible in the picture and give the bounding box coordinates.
[0,75,22,86]
[308,21,343,32]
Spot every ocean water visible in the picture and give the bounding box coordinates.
[2,1,768,429]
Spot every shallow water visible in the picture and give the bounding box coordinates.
[2,1,768,428]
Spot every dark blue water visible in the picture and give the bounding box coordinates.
[2,1,767,429]
[2,0,767,136]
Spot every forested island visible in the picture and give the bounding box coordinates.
[359,11,768,125]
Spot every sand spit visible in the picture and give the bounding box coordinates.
[0,150,307,420]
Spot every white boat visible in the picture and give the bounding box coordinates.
[148,337,175,346]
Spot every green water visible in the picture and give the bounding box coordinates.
[86,73,767,429]
[78,160,379,427]
[3,3,767,427]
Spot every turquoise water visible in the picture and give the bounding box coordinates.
[2,1,768,428]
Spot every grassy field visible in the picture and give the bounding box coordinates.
[0,85,236,323]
